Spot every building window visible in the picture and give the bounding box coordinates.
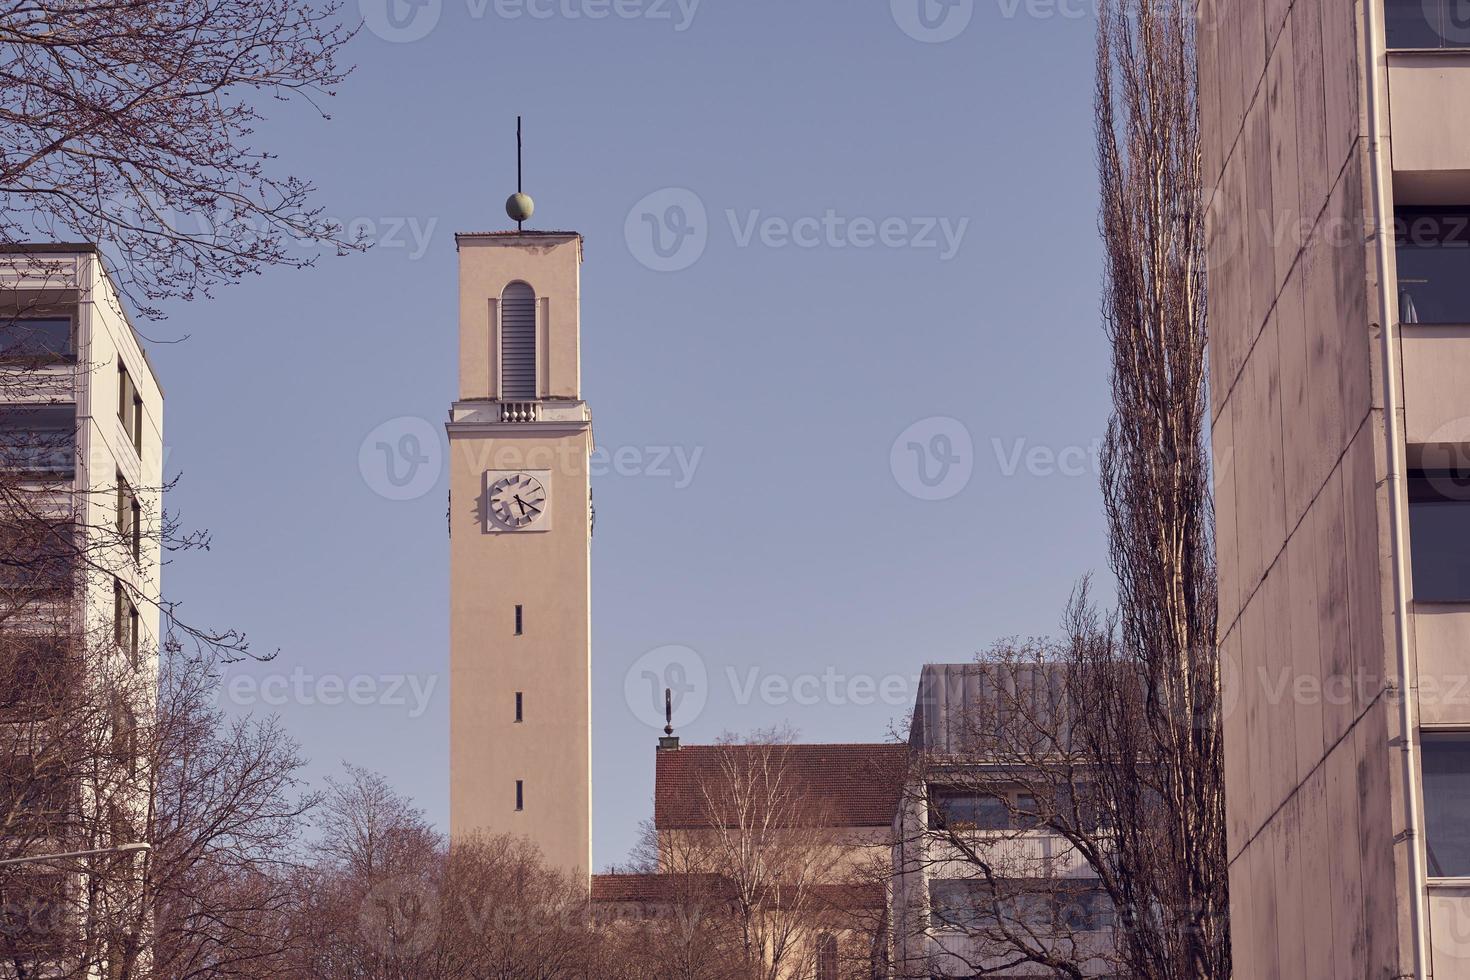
[0,405,77,476]
[0,315,72,362]
[929,879,1049,932]
[500,282,536,400]
[117,362,143,454]
[113,580,138,667]
[515,692,523,723]
[1408,470,1470,601]
[1396,208,1470,324]
[1055,884,1117,931]
[514,604,523,635]
[928,786,1042,831]
[1386,0,1470,48]
[117,476,140,561]
[1424,733,1470,877]
[515,779,524,811]
[929,879,1112,933]
[112,703,139,778]
[815,932,838,980]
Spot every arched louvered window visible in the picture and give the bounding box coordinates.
[500,281,536,399]
[816,933,838,980]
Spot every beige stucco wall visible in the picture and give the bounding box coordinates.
[448,233,593,879]
[1389,54,1470,177]
[1199,0,1420,970]
[456,234,581,402]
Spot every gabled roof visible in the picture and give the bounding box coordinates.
[654,743,908,830]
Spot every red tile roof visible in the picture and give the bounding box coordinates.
[589,874,885,912]
[590,872,726,904]
[654,743,908,830]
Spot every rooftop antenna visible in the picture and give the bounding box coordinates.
[505,115,534,230]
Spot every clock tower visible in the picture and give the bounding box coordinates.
[447,225,592,879]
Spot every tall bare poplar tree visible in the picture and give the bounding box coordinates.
[1091,0,1228,970]
[895,0,1228,976]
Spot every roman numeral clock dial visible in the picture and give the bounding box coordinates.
[489,472,547,529]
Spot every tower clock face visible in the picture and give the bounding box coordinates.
[488,473,547,528]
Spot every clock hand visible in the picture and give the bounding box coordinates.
[514,494,527,516]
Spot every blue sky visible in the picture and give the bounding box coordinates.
[149,0,1112,867]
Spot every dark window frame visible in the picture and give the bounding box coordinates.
[1407,469,1470,602]
[0,314,74,363]
[1395,207,1470,325]
[113,579,139,667]
[0,404,78,477]
[1386,0,1470,49]
[1423,731,1470,878]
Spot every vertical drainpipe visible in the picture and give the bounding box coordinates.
[1361,0,1430,972]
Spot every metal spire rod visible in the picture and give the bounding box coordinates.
[516,115,524,232]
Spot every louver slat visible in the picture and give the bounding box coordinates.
[501,282,536,399]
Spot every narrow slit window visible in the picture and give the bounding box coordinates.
[514,604,523,635]
[515,692,523,722]
[515,779,524,811]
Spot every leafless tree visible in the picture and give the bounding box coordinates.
[277,766,611,980]
[121,648,317,980]
[894,632,1125,980]
[634,730,888,980]
[895,0,1227,973]
[283,764,443,980]
[1,0,361,316]
[1093,0,1228,967]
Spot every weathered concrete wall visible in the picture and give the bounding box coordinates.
[1199,0,1417,970]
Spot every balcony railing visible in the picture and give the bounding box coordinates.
[498,402,539,423]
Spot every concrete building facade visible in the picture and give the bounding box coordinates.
[1201,0,1470,970]
[0,244,164,677]
[891,664,1115,978]
[446,230,594,878]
